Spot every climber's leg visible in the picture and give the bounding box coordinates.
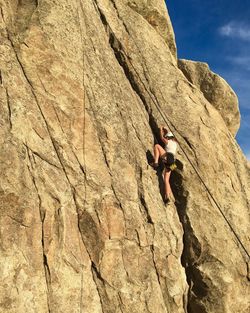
[151,144,165,166]
[164,169,172,201]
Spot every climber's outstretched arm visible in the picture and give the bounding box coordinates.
[160,126,168,144]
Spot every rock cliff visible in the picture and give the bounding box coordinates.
[0,1,249,313]
[178,59,240,136]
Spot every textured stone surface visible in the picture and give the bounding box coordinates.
[178,59,240,135]
[0,1,249,313]
[127,0,177,58]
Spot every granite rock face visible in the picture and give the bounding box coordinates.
[178,59,240,135]
[127,0,177,58]
[0,1,249,313]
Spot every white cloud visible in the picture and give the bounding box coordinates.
[219,22,250,41]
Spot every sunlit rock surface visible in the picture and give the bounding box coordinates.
[178,59,240,136]
[0,1,249,312]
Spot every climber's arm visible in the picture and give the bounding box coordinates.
[160,126,168,144]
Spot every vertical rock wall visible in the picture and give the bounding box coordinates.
[0,1,249,313]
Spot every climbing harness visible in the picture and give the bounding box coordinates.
[169,163,177,171]
[161,152,177,171]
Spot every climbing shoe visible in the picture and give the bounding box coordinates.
[150,162,159,169]
[164,195,170,206]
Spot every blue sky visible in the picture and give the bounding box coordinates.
[167,0,250,159]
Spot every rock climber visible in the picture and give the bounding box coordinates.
[151,126,178,204]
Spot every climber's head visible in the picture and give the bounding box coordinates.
[165,131,175,139]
